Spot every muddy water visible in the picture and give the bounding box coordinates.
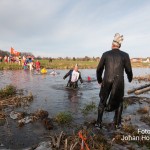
[0,68,149,149]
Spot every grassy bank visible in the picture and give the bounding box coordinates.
[0,60,149,70]
[34,59,150,69]
[0,63,23,70]
[40,59,97,69]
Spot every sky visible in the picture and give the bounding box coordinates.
[0,0,150,58]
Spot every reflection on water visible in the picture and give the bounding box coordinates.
[0,68,149,149]
[0,68,150,114]
[0,68,150,113]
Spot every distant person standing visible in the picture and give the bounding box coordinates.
[15,56,19,64]
[18,55,22,65]
[7,56,10,63]
[22,56,26,66]
[4,56,8,64]
[35,60,41,71]
[96,33,133,129]
[24,61,28,70]
[29,61,34,71]
[28,56,32,63]
[49,58,52,63]
[27,56,34,71]
[0,56,2,63]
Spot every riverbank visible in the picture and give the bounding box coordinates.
[0,63,23,70]
[0,60,149,70]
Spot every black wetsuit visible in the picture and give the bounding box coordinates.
[63,70,83,88]
[96,49,133,126]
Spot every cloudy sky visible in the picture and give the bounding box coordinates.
[0,0,150,58]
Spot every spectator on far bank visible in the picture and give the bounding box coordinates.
[4,55,8,64]
[19,55,22,65]
[49,58,52,63]
[8,56,10,63]
[0,56,2,63]
[35,60,41,71]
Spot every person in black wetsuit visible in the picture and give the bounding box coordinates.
[63,64,83,88]
[96,33,133,129]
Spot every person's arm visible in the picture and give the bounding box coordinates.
[96,53,105,84]
[79,72,83,83]
[124,54,133,82]
[63,70,72,79]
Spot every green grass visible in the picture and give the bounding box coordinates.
[0,60,149,70]
[55,111,73,124]
[0,84,16,99]
[81,101,97,116]
[0,63,22,70]
[39,59,97,69]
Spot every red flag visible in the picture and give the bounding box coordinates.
[10,47,20,56]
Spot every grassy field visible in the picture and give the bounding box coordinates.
[0,60,149,70]
[0,63,23,70]
[40,59,97,69]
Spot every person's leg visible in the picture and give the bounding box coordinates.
[73,82,78,88]
[114,103,123,128]
[106,76,124,112]
[67,81,70,87]
[96,82,112,128]
[96,102,105,128]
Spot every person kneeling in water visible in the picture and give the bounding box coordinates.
[63,64,83,88]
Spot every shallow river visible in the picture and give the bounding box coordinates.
[0,68,149,149]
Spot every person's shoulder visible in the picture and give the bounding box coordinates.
[101,50,112,57]
[104,50,111,53]
[119,50,129,56]
[69,69,73,72]
[103,50,112,54]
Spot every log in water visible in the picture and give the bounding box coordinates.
[127,84,150,94]
[134,87,150,95]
